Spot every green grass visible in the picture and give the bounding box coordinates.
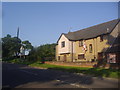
[29,62,120,79]
[6,59,120,79]
[6,58,34,65]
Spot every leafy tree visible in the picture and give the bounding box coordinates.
[22,40,33,51]
[2,34,13,57]
[11,37,21,56]
[2,34,34,62]
[28,43,56,62]
[38,44,56,58]
[2,34,21,58]
[27,47,38,61]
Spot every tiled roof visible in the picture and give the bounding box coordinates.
[64,19,120,41]
[106,35,120,53]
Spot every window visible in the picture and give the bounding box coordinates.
[78,54,84,59]
[61,41,65,48]
[79,40,83,47]
[100,35,103,42]
[89,44,92,53]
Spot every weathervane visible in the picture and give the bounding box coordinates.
[69,27,72,32]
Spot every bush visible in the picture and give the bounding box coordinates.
[2,56,15,61]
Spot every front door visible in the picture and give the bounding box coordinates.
[98,52,103,61]
[64,55,66,62]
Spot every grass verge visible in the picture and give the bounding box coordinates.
[30,62,120,79]
[5,59,120,79]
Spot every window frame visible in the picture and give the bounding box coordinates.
[89,44,92,53]
[79,40,83,47]
[61,41,65,48]
[78,54,85,59]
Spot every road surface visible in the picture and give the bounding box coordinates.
[2,63,119,89]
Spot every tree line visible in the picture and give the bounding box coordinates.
[2,34,56,62]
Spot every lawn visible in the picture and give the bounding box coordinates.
[29,62,120,79]
[5,59,120,79]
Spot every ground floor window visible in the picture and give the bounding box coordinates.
[78,54,84,59]
[107,53,116,63]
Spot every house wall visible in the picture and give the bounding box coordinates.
[56,53,72,62]
[56,35,110,62]
[56,45,58,61]
[58,35,71,54]
[74,36,110,62]
[56,34,74,62]
[75,23,119,62]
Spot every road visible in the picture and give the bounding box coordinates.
[2,63,119,89]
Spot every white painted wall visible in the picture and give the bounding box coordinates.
[58,34,72,54]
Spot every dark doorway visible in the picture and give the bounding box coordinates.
[64,55,67,62]
[98,52,103,61]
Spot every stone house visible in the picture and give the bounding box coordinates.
[56,19,120,66]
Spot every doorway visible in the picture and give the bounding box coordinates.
[98,52,103,61]
[64,54,67,62]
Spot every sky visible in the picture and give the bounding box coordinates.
[2,2,118,47]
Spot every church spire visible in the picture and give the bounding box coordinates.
[17,27,19,38]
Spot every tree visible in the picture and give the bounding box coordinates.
[2,34,21,58]
[27,47,38,61]
[38,44,56,57]
[11,37,21,56]
[28,43,56,62]
[22,40,33,51]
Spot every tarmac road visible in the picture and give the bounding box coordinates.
[2,62,119,89]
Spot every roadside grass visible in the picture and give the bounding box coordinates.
[5,59,120,79]
[29,62,119,79]
[6,58,34,65]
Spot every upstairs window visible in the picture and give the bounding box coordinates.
[79,40,83,47]
[89,44,92,53]
[100,35,103,42]
[61,41,65,48]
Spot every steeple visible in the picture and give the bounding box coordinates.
[17,27,19,38]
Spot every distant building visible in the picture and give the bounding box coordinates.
[56,19,120,67]
[20,46,25,56]
[20,46,29,58]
